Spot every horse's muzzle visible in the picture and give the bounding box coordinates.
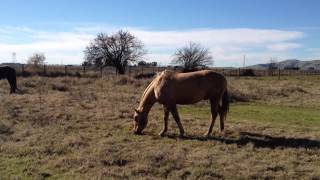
[133,126,143,135]
[134,130,143,135]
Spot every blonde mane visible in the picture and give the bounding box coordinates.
[140,77,156,103]
[138,72,163,107]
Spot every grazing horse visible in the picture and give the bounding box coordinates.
[0,66,18,94]
[133,70,229,137]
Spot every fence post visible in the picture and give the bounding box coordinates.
[43,65,46,75]
[83,66,86,74]
[65,65,67,76]
[141,66,144,74]
[100,66,103,78]
[128,66,131,76]
[278,68,281,80]
[22,64,25,73]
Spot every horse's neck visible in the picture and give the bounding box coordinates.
[138,86,156,116]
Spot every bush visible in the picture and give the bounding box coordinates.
[114,76,144,87]
[241,69,256,76]
[229,90,251,102]
[0,122,12,135]
[18,71,32,77]
[134,73,156,79]
[115,76,135,85]
[51,83,69,91]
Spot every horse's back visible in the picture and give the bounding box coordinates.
[0,66,16,79]
[154,70,227,104]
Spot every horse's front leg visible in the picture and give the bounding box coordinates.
[169,104,185,137]
[159,105,169,136]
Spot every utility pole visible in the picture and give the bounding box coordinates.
[243,55,246,69]
[278,61,281,80]
[12,52,16,63]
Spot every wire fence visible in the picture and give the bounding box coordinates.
[11,64,320,78]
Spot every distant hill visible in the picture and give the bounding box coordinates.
[248,59,320,70]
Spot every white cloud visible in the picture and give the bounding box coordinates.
[267,43,302,51]
[131,28,304,47]
[0,26,307,66]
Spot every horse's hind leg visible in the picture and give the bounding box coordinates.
[169,104,185,137]
[204,99,219,137]
[7,78,15,94]
[159,105,169,136]
[218,106,224,132]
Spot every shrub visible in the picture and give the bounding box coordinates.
[51,83,69,92]
[0,122,12,135]
[241,69,256,76]
[134,73,156,79]
[229,90,251,102]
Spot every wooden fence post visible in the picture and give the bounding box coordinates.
[65,65,67,76]
[128,66,131,76]
[43,65,46,75]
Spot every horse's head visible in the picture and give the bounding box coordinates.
[133,109,148,135]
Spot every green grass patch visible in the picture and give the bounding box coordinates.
[179,103,320,128]
[231,103,320,127]
[0,156,34,180]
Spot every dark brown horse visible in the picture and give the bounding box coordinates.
[0,66,18,94]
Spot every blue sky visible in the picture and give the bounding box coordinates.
[0,0,319,66]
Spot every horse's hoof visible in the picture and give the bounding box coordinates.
[134,131,143,135]
[179,133,185,138]
[203,132,211,137]
[220,131,226,136]
[159,132,166,136]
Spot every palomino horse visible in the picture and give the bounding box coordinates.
[133,70,229,137]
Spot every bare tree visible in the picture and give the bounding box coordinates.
[172,42,213,72]
[84,30,146,74]
[27,53,46,67]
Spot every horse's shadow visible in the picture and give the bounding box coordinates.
[165,132,320,149]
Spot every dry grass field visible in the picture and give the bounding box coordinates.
[0,74,319,179]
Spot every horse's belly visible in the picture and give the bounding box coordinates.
[176,99,202,105]
[174,94,205,104]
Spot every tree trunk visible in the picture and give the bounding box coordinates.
[116,64,126,74]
